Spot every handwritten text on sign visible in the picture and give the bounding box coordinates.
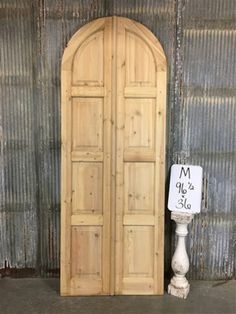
[168,165,203,213]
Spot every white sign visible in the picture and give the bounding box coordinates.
[168,164,203,214]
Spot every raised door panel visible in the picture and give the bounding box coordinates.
[72,31,104,86]
[71,226,103,294]
[123,226,154,278]
[124,98,155,161]
[71,226,102,278]
[72,162,103,213]
[125,32,156,86]
[72,98,103,151]
[123,226,154,294]
[124,163,154,214]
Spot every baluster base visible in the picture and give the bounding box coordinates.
[168,275,190,299]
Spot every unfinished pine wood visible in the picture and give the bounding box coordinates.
[61,17,112,296]
[61,16,166,296]
[72,98,103,151]
[124,163,154,214]
[72,162,103,214]
[115,17,166,295]
[124,99,155,160]
[72,31,104,86]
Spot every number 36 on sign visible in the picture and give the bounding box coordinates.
[168,164,203,214]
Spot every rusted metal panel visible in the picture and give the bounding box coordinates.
[0,0,235,280]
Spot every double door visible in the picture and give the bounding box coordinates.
[61,16,166,296]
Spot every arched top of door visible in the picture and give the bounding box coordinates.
[61,16,166,73]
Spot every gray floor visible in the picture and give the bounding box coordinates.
[0,278,235,314]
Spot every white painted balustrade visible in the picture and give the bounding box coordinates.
[168,212,194,299]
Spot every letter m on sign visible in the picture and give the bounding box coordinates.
[179,167,190,179]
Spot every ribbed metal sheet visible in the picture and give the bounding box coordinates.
[0,0,235,280]
[173,0,236,279]
[0,0,38,273]
[176,97,236,279]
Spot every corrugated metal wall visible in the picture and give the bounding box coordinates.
[0,0,235,280]
[180,0,236,280]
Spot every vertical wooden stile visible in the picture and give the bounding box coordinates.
[114,17,126,294]
[60,68,72,295]
[110,16,117,296]
[102,17,112,294]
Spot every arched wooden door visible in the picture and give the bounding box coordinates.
[61,16,166,296]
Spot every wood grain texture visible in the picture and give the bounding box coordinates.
[114,17,166,295]
[61,17,112,296]
[61,16,166,296]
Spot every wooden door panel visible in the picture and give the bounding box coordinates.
[72,98,103,151]
[123,226,154,277]
[72,31,104,86]
[124,98,155,161]
[124,162,154,213]
[122,225,154,295]
[71,226,102,279]
[70,226,103,295]
[125,31,156,86]
[72,162,103,213]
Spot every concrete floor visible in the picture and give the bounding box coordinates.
[0,278,235,314]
